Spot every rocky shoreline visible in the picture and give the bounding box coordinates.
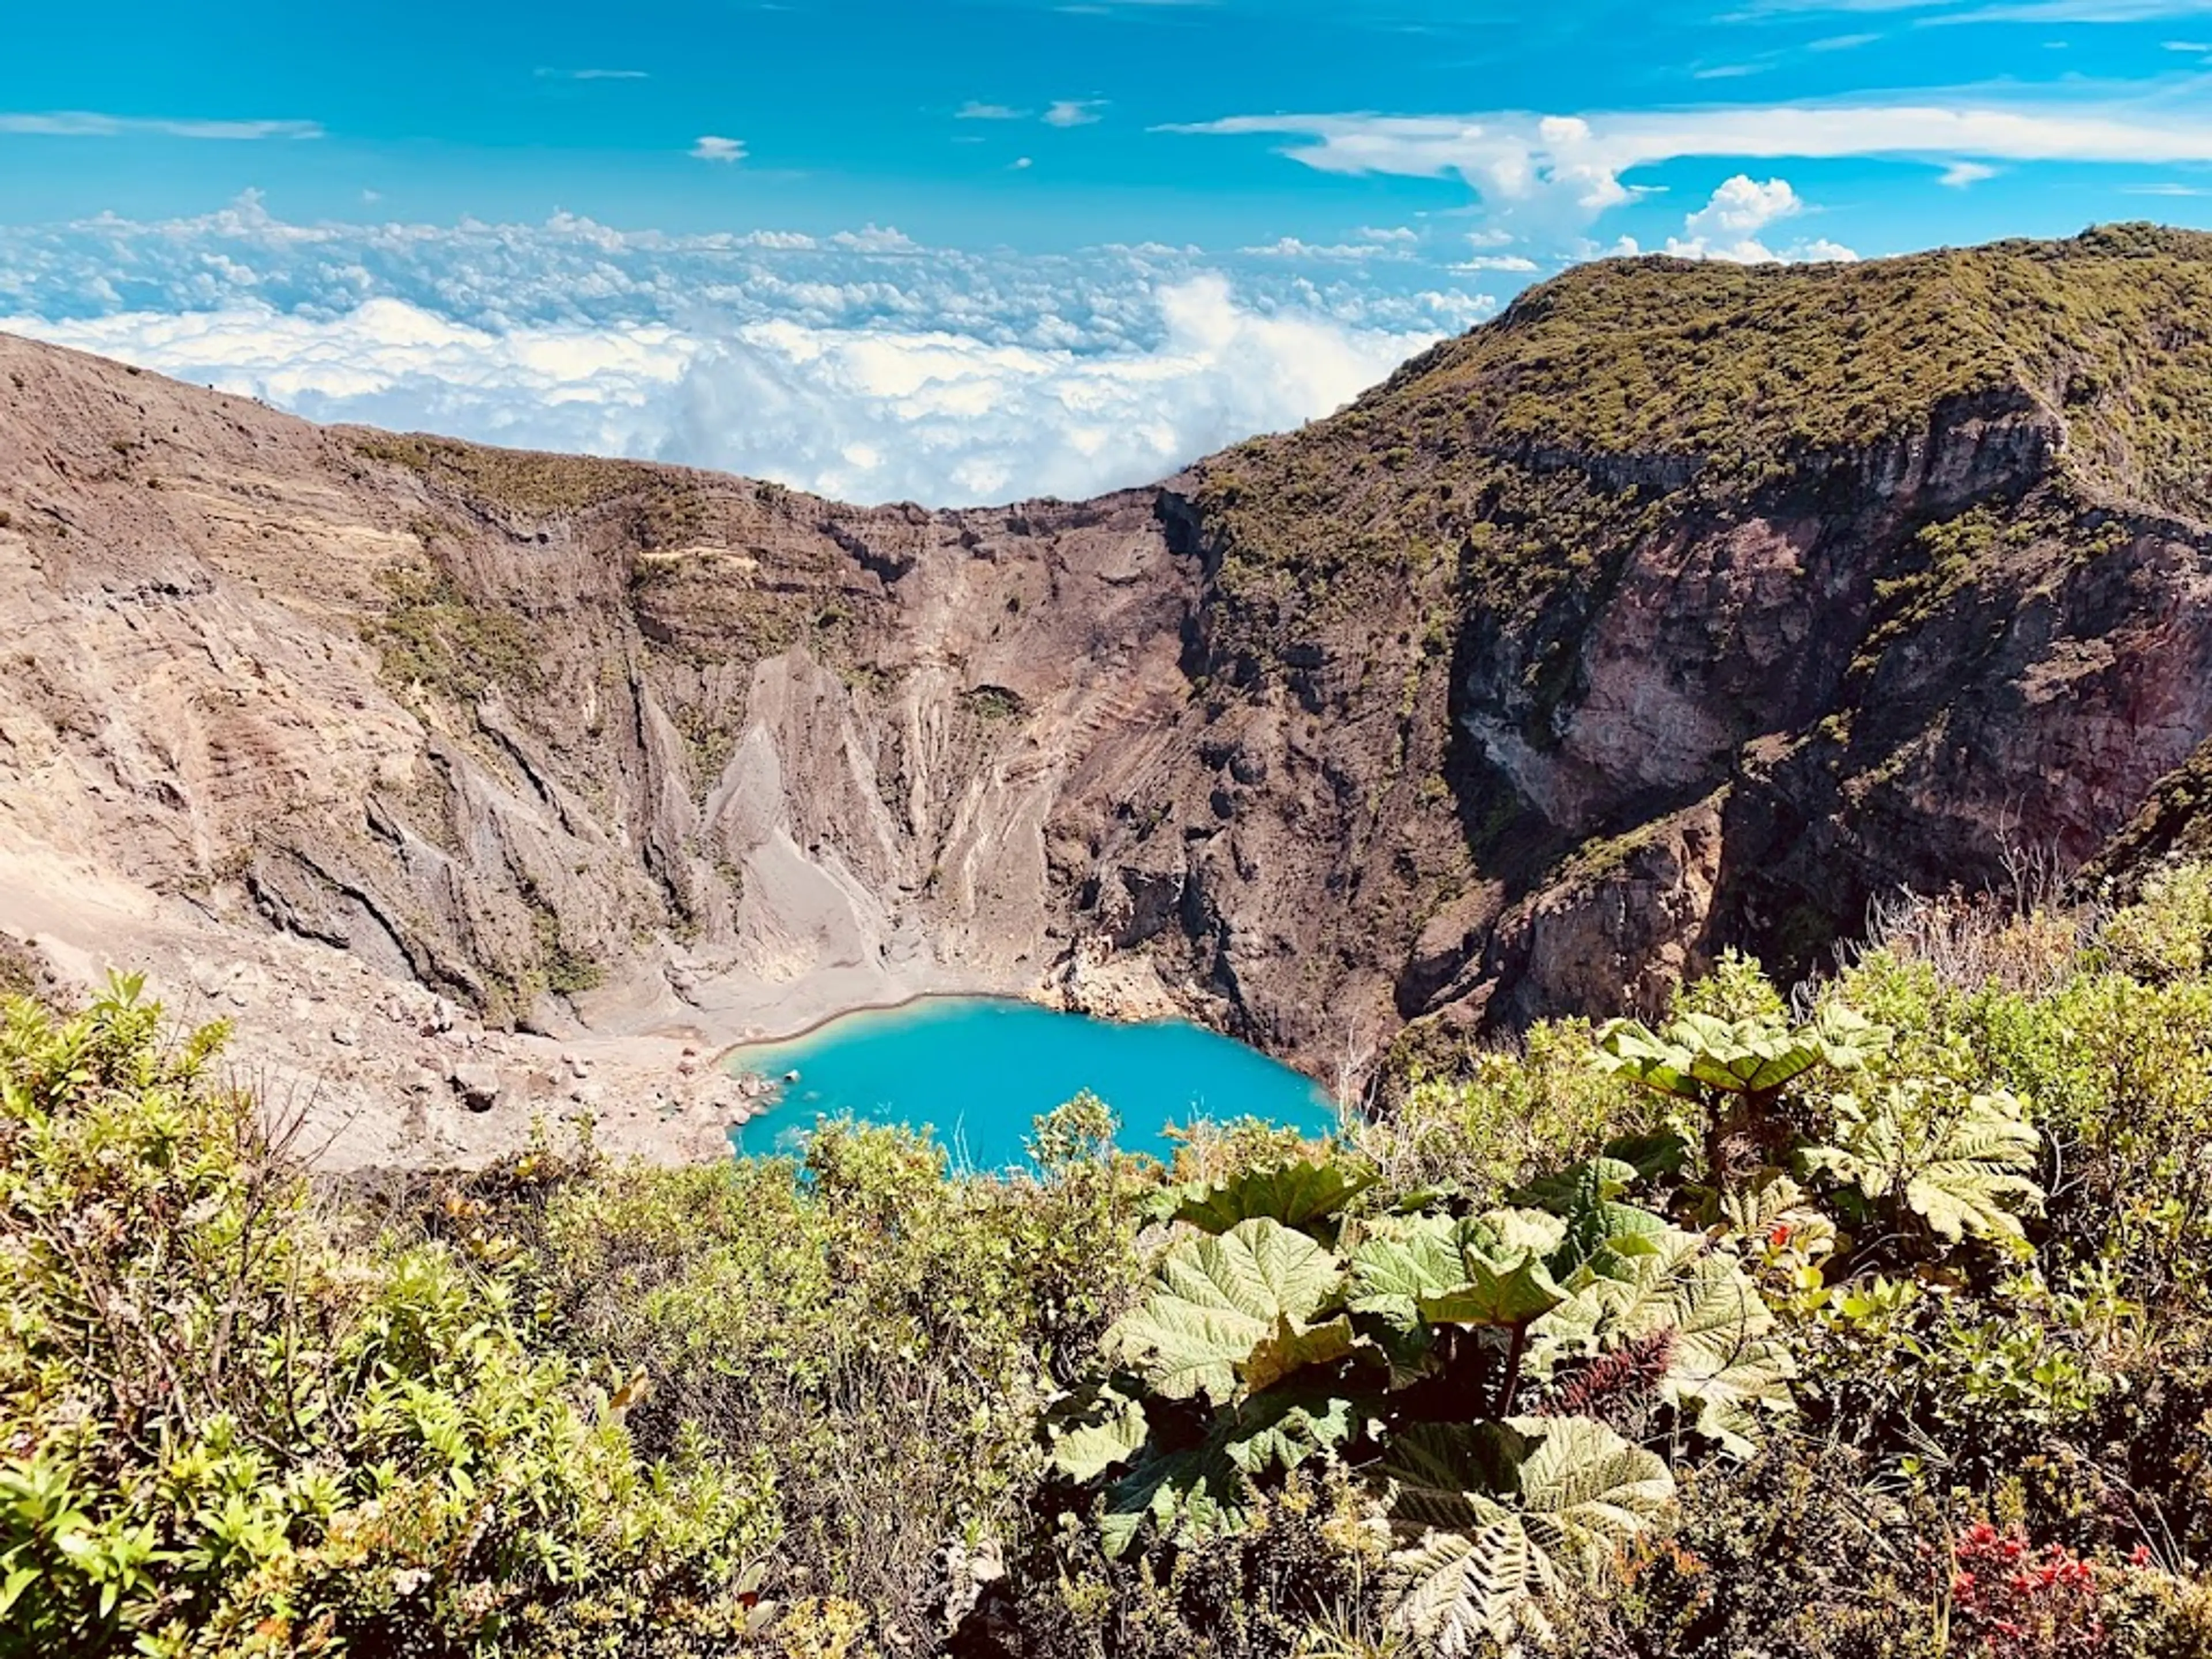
[0,846,1211,1169]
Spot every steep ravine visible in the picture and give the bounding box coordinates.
[7,224,2212,1165]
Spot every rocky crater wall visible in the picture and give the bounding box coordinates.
[10,228,2212,1160]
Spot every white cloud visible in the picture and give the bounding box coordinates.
[1684,174,1804,236]
[828,224,922,252]
[1359,225,1420,244]
[1012,156,1034,169]
[0,111,321,140]
[1454,253,1541,271]
[5,299,700,455]
[1239,236,1403,260]
[957,101,1025,119]
[1939,159,1999,185]
[1933,1,2212,20]
[1172,100,2212,231]
[0,202,1484,509]
[5,280,1436,507]
[690,135,746,162]
[665,275,1432,502]
[1662,175,1856,263]
[1043,100,1104,127]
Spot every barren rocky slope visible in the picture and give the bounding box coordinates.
[6,222,2212,1163]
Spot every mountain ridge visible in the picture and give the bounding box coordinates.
[5,223,2212,1163]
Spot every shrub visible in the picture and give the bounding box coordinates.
[14,862,2212,1657]
[1543,1438,1949,1659]
[1949,1521,2107,1659]
[1358,1018,1653,1201]
[495,1113,1154,1646]
[0,980,770,1659]
[1050,1149,1786,1649]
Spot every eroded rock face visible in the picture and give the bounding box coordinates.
[0,338,1193,1033]
[9,228,2212,1153]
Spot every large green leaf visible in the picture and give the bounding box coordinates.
[1383,1416,1674,1655]
[1513,1156,1639,1215]
[1097,1385,1361,1555]
[1348,1213,1567,1335]
[1101,1442,1242,1558]
[1390,1520,1547,1657]
[1239,1312,1362,1393]
[1805,1084,2042,1246]
[1045,1382,1149,1482]
[1558,1203,1672,1289]
[1418,1256,1568,1332]
[1602,1131,1693,1184]
[1342,1216,1459,1380]
[1518,1159,1672,1288]
[1158,1157,1378,1241]
[1106,1217,1346,1404]
[1346,1215,1488,1330]
[1533,1230,1792,1455]
[1481,1207,1571,1259]
[1219,1384,1363,1477]
[1376,1419,1535,1531]
[1597,1006,1888,1104]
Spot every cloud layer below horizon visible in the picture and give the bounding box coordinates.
[0,201,1483,506]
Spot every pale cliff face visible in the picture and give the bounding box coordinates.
[6,229,2212,1166]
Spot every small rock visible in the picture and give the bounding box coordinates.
[330,1027,357,1047]
[783,1069,801,1084]
[449,1063,502,1114]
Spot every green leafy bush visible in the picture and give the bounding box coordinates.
[0,979,772,1659]
[1048,1145,1786,1650]
[12,862,2212,1657]
[499,1111,1153,1644]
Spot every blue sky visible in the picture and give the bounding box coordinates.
[6,0,2212,502]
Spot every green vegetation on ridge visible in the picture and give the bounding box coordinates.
[1192,225,2212,671]
[1370,222,2212,489]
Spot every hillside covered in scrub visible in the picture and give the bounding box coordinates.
[6,868,2212,1657]
[8,226,2212,1166]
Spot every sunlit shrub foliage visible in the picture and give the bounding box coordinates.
[7,861,2212,1656]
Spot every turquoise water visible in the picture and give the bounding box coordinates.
[726,997,1339,1168]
